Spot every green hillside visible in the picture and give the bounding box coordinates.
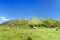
[0,17,60,40]
[0,17,60,28]
[0,27,59,40]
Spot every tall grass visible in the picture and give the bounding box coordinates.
[0,27,60,40]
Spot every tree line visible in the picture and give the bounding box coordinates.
[0,17,60,28]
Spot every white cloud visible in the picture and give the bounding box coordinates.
[0,16,10,21]
[0,16,10,23]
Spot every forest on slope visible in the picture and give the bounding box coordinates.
[0,17,60,28]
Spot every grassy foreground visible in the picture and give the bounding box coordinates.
[0,27,60,40]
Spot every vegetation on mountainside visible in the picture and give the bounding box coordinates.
[0,17,60,28]
[0,27,59,40]
[0,17,60,40]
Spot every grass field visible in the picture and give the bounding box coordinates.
[0,27,60,40]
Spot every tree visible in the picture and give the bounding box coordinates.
[27,17,41,27]
[17,18,27,26]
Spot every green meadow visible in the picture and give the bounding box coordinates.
[0,27,60,40]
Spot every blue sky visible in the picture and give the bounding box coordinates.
[0,0,60,23]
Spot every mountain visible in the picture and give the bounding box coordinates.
[0,17,60,28]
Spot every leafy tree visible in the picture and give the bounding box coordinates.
[17,18,27,26]
[27,17,41,27]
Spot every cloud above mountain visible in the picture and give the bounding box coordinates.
[0,16,10,23]
[0,16,10,21]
